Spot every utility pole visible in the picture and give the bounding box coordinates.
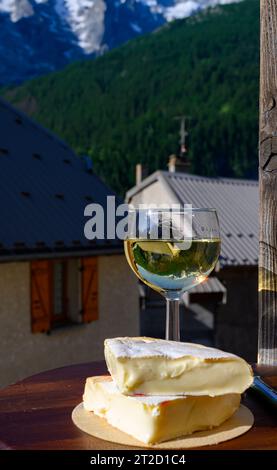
[258,0,277,365]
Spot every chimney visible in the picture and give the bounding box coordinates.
[136,163,148,185]
[168,154,190,173]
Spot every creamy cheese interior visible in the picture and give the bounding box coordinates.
[104,337,253,396]
[83,375,241,445]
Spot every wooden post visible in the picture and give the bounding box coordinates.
[258,0,277,365]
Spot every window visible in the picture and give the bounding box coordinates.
[30,257,98,333]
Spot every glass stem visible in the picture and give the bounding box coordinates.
[166,298,180,341]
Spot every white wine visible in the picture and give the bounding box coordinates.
[124,239,221,295]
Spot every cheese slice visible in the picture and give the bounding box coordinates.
[104,337,253,396]
[83,375,241,445]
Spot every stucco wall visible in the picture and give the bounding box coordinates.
[0,254,139,388]
[130,178,179,206]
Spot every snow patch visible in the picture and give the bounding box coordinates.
[130,22,142,33]
[140,0,163,15]
[164,1,199,21]
[0,0,33,22]
[54,0,106,53]
[0,0,48,22]
[163,0,242,22]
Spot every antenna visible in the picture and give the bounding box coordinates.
[173,115,191,157]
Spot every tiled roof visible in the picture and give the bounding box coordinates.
[126,170,259,267]
[0,99,122,260]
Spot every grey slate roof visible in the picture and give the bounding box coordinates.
[0,98,122,260]
[127,170,259,267]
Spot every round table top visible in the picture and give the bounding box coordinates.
[0,362,276,450]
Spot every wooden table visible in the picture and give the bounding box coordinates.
[0,362,276,450]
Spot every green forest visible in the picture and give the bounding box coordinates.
[4,0,259,195]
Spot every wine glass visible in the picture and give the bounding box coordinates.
[124,207,221,342]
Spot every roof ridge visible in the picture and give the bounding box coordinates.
[166,171,258,186]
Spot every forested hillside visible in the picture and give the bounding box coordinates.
[4,0,259,195]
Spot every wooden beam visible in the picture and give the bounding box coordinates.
[258,0,277,365]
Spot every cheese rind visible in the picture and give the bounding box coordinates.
[83,376,241,444]
[104,337,253,396]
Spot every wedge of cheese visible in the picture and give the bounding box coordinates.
[104,337,253,396]
[83,376,241,445]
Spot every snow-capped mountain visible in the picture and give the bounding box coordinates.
[0,0,241,84]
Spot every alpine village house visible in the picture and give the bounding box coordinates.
[0,99,139,388]
[127,122,259,362]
